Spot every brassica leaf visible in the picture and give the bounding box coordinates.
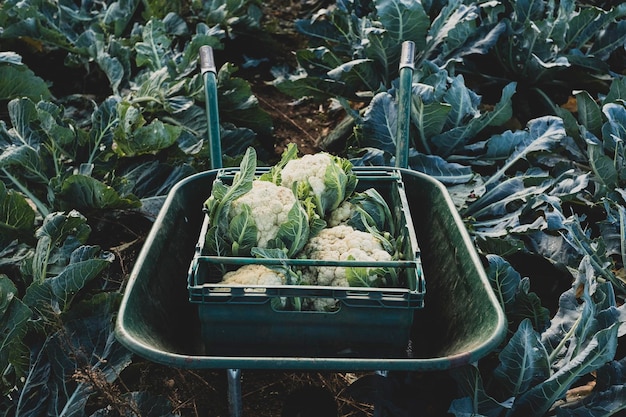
[319,156,358,216]
[228,204,258,256]
[203,147,256,256]
[0,181,35,248]
[0,53,51,101]
[273,202,310,258]
[0,275,32,389]
[345,188,394,235]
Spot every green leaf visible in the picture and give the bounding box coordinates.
[598,200,626,270]
[327,58,380,96]
[35,210,91,245]
[37,101,76,148]
[604,77,626,104]
[411,94,451,148]
[28,210,91,283]
[426,0,487,63]
[486,254,552,331]
[359,92,397,155]
[589,19,626,61]
[449,364,505,416]
[0,52,22,65]
[345,188,394,235]
[514,324,619,417]
[134,18,172,70]
[484,116,566,187]
[101,0,141,36]
[346,264,375,287]
[437,74,481,129]
[204,147,256,255]
[23,245,112,313]
[513,0,546,23]
[113,119,181,157]
[464,175,535,218]
[486,254,522,312]
[0,181,35,247]
[575,90,603,138]
[587,134,618,191]
[375,0,429,51]
[493,319,551,398]
[228,204,258,257]
[48,256,112,311]
[0,275,32,385]
[319,155,358,215]
[0,59,51,101]
[0,144,47,184]
[438,12,506,65]
[217,63,273,136]
[55,175,141,211]
[274,201,310,258]
[259,142,299,184]
[407,152,473,185]
[433,80,516,157]
[5,97,41,147]
[19,293,132,416]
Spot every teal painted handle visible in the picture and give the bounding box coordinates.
[200,45,223,169]
[395,41,415,169]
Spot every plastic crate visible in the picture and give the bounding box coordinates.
[187,167,425,356]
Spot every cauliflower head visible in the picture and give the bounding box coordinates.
[327,201,353,227]
[279,151,357,218]
[220,264,285,286]
[281,153,331,200]
[299,225,392,287]
[230,180,298,248]
[204,147,310,257]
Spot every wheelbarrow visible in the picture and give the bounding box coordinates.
[115,42,507,416]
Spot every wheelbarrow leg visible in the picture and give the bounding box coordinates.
[372,370,388,417]
[227,368,243,417]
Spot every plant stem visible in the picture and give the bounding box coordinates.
[1,168,50,217]
[88,117,118,166]
[532,87,560,116]
[549,313,581,363]
[129,96,164,106]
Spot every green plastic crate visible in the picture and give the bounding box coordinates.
[187,167,425,356]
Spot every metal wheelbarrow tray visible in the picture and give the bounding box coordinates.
[116,41,506,373]
[115,165,506,371]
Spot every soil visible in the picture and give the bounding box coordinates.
[218,0,348,160]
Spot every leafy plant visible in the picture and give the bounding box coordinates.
[0,0,275,414]
[465,0,626,121]
[273,0,504,102]
[0,52,51,101]
[449,256,625,417]
[348,61,516,184]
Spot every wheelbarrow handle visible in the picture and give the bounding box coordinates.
[200,45,223,169]
[395,40,415,170]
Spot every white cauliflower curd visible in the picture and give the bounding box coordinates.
[327,200,353,227]
[299,225,393,311]
[220,264,285,286]
[278,150,357,218]
[300,224,392,287]
[230,180,298,248]
[281,153,332,200]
